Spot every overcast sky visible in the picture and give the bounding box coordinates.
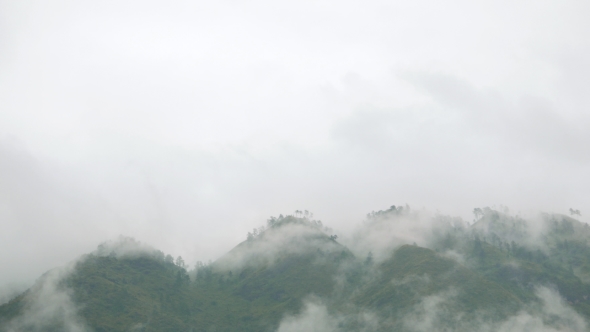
[1,0,589,295]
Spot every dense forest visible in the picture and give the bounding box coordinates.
[1,206,590,331]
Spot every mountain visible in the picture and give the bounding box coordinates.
[1,209,590,331]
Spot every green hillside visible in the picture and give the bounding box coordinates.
[1,209,590,331]
[355,245,521,317]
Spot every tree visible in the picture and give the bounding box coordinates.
[267,216,277,227]
[175,256,186,269]
[365,251,373,265]
[473,208,484,221]
[165,254,174,264]
[474,235,484,259]
[569,208,581,216]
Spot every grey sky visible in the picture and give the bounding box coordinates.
[1,0,589,297]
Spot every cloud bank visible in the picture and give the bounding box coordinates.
[1,0,589,298]
[276,287,587,332]
[3,266,89,332]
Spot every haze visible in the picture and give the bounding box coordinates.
[1,0,589,300]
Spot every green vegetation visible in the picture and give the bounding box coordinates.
[2,208,590,331]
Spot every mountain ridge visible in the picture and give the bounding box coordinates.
[2,208,590,331]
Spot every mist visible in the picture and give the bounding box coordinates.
[1,0,590,314]
[3,206,590,330]
[275,287,588,332]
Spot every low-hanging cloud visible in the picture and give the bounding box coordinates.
[1,0,590,308]
[276,297,379,332]
[277,299,340,332]
[276,287,588,332]
[1,237,165,331]
[213,216,342,273]
[2,266,89,332]
[402,286,587,332]
[342,206,459,263]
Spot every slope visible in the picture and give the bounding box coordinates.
[0,216,354,332]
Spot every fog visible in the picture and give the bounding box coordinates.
[275,287,588,332]
[213,216,339,273]
[1,0,590,301]
[3,263,88,332]
[4,209,590,330]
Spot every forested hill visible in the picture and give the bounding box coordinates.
[1,208,590,331]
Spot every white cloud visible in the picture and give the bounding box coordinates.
[277,299,341,332]
[4,265,89,332]
[402,286,588,332]
[1,0,589,291]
